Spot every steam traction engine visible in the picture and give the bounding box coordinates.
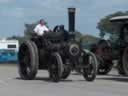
[18,8,98,82]
[110,16,128,75]
[91,40,113,75]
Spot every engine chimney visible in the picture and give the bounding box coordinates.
[68,8,76,32]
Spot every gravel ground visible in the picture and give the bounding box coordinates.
[0,64,128,96]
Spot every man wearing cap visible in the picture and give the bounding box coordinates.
[34,19,49,36]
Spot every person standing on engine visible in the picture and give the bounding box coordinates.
[34,19,49,36]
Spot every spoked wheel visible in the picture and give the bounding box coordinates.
[94,40,113,75]
[48,52,63,82]
[61,65,71,79]
[82,50,97,81]
[18,41,39,80]
[98,60,113,75]
[122,47,128,76]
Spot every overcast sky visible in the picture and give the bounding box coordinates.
[0,0,128,38]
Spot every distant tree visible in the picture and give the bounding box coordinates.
[80,34,99,44]
[97,11,128,38]
[75,31,82,41]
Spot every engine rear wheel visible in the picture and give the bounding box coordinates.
[122,47,128,75]
[18,41,39,80]
[82,50,97,81]
[48,52,63,82]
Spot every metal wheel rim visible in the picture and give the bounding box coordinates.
[50,56,59,79]
[123,47,128,75]
[83,54,95,77]
[19,44,32,76]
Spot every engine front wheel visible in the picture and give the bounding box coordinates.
[18,41,39,80]
[82,50,97,81]
[48,52,63,82]
[97,60,113,75]
[61,65,71,79]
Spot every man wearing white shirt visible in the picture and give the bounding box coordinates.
[34,19,49,36]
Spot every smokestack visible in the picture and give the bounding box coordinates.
[68,8,76,32]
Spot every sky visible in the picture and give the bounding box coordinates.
[0,0,128,38]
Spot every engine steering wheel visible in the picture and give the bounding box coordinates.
[53,25,60,32]
[53,25,64,33]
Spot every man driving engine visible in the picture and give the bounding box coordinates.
[34,19,49,36]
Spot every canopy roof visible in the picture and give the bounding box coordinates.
[110,16,128,22]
